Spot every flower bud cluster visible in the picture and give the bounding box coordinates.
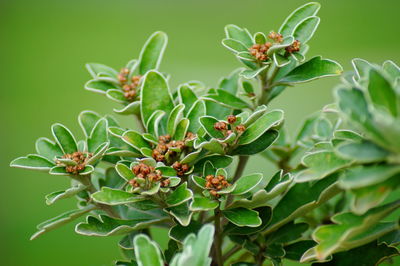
[58,151,92,174]
[129,163,170,188]
[172,161,190,177]
[249,31,285,62]
[151,133,195,176]
[118,68,141,101]
[205,175,231,197]
[214,115,246,137]
[249,43,272,61]
[285,40,301,54]
[152,134,184,163]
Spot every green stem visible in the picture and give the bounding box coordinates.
[232,155,249,183]
[213,208,223,266]
[226,155,250,207]
[222,245,241,261]
[258,65,280,106]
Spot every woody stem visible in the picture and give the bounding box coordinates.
[213,207,223,266]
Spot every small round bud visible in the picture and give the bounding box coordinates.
[120,68,130,76]
[227,115,237,124]
[214,121,227,131]
[235,124,246,133]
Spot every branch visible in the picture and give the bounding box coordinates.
[213,208,223,266]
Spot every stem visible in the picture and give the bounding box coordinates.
[232,155,249,183]
[258,65,280,106]
[213,208,223,266]
[222,245,241,261]
[256,252,265,266]
[226,155,250,207]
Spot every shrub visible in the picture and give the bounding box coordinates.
[10,2,399,265]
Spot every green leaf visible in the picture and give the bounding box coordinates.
[88,118,108,153]
[87,142,109,165]
[45,184,87,205]
[31,205,96,240]
[10,154,54,171]
[86,63,118,79]
[189,197,219,211]
[240,65,268,79]
[78,111,101,137]
[35,137,64,161]
[166,182,193,207]
[224,24,253,47]
[352,58,373,79]
[232,173,264,195]
[349,175,400,214]
[383,60,400,84]
[222,208,262,227]
[179,84,198,116]
[295,150,352,182]
[265,174,341,234]
[76,212,168,236]
[187,100,206,133]
[106,89,127,103]
[224,206,272,235]
[146,110,166,137]
[114,101,141,115]
[195,138,225,154]
[51,123,78,154]
[254,32,267,44]
[279,56,343,84]
[336,140,390,163]
[191,175,206,189]
[222,38,248,53]
[170,224,214,266]
[266,222,309,245]
[174,118,190,140]
[85,79,117,94]
[167,104,185,137]
[339,165,400,189]
[273,53,291,68]
[368,68,397,116]
[91,187,145,205]
[122,130,151,150]
[242,80,254,94]
[284,241,316,261]
[165,202,193,226]
[238,110,284,145]
[194,155,233,173]
[115,162,135,181]
[140,71,174,126]
[236,51,255,62]
[243,105,267,126]
[204,89,250,110]
[314,117,332,139]
[138,31,168,75]
[199,116,225,138]
[292,16,320,44]
[232,130,279,156]
[133,235,163,266]
[312,241,399,266]
[279,2,321,37]
[49,166,69,175]
[301,201,400,262]
[169,220,203,243]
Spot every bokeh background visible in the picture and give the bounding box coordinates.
[1,0,399,265]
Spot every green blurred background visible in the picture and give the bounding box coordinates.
[1,0,399,265]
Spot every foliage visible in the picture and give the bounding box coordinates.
[10,2,399,265]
